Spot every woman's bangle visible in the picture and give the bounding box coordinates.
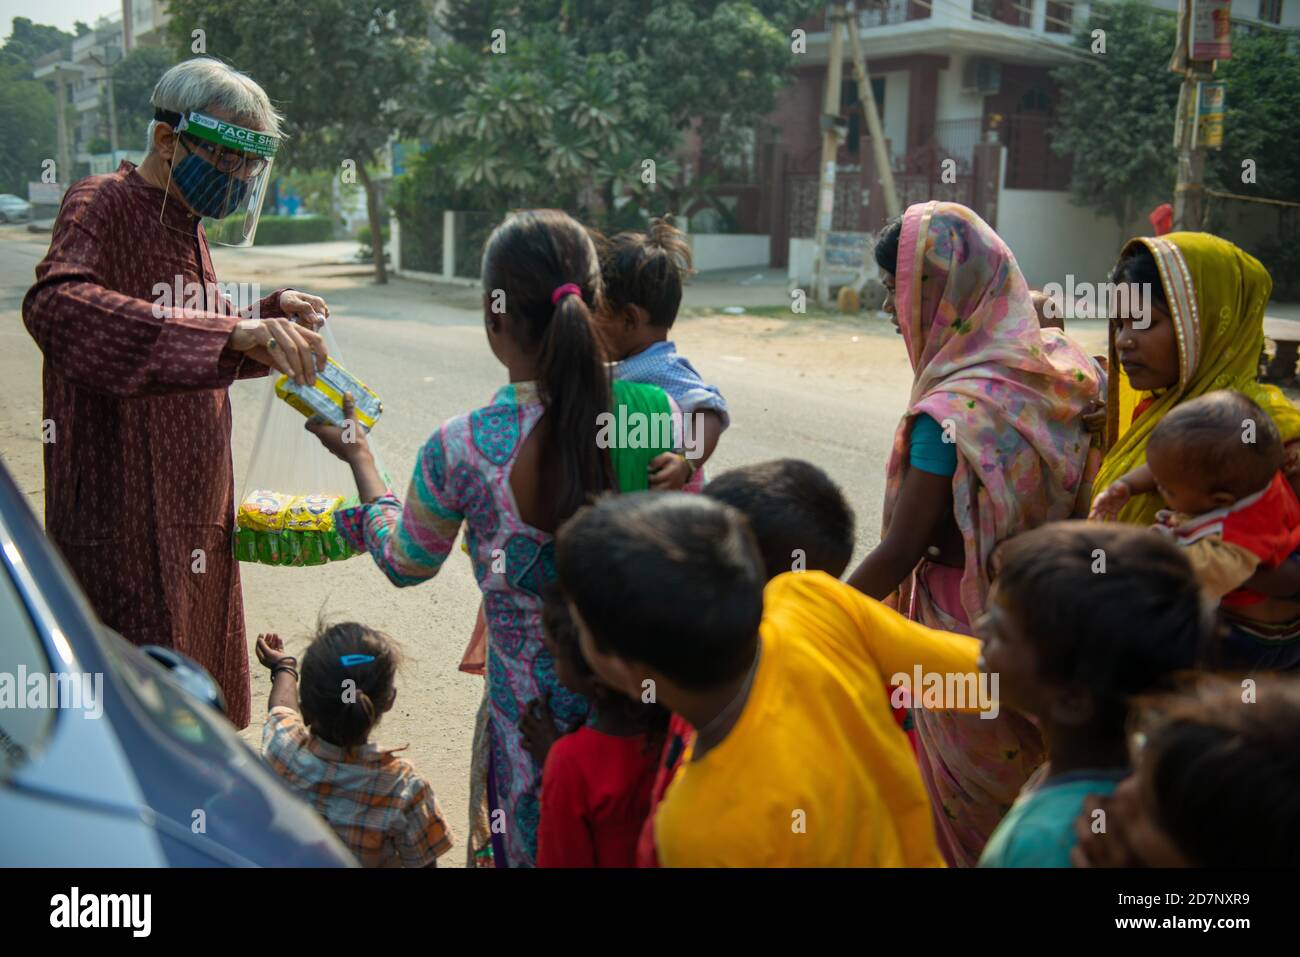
[271,664,299,682]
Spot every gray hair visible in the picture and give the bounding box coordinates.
[145,57,285,153]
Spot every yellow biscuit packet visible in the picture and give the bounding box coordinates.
[275,358,383,432]
[238,489,294,532]
[284,493,343,533]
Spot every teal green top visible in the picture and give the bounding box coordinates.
[978,770,1127,868]
[909,414,958,476]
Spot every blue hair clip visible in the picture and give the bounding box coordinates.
[340,654,376,667]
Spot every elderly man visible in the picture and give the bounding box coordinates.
[23,58,328,728]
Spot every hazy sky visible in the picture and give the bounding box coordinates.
[1,0,124,39]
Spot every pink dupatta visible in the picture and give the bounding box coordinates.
[883,202,1101,866]
[883,201,1101,618]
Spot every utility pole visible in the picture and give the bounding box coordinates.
[845,7,900,221]
[812,3,847,306]
[1173,70,1208,231]
[1171,0,1226,231]
[88,50,120,156]
[812,2,902,305]
[54,73,72,187]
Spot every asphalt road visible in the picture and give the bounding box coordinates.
[0,224,1109,864]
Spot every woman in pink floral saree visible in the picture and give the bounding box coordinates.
[848,201,1101,866]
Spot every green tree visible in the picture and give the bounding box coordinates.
[413,1,818,235]
[1206,30,1300,202]
[1051,1,1181,239]
[415,31,677,217]
[0,18,74,195]
[112,45,175,151]
[0,61,58,194]
[437,1,818,168]
[0,16,74,67]
[165,0,433,282]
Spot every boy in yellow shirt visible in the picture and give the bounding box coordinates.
[554,492,989,867]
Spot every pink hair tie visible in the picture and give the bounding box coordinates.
[551,283,583,305]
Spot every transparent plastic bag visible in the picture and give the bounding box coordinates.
[234,322,388,567]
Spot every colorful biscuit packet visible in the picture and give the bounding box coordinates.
[275,357,383,432]
[285,493,343,532]
[234,489,357,567]
[237,490,294,532]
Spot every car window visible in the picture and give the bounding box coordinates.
[0,562,57,778]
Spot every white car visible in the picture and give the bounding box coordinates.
[0,194,33,223]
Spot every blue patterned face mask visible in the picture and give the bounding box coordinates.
[171,151,248,219]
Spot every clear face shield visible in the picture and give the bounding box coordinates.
[156,109,278,247]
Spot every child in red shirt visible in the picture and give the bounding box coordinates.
[1092,390,1300,670]
[520,586,667,867]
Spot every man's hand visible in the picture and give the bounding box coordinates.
[278,289,329,331]
[228,316,327,386]
[306,391,371,464]
[649,452,693,491]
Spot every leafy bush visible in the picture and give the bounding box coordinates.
[253,215,335,245]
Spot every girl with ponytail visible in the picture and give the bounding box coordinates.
[308,209,676,867]
[256,623,455,868]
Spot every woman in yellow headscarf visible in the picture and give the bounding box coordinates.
[1092,231,1300,523]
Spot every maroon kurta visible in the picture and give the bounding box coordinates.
[22,161,285,729]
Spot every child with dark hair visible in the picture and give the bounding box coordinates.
[1093,390,1300,670]
[976,523,1209,867]
[703,458,855,579]
[623,459,862,867]
[597,217,729,492]
[518,585,666,867]
[556,492,985,867]
[1072,674,1300,868]
[256,624,453,868]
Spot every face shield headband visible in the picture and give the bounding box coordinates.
[155,108,280,245]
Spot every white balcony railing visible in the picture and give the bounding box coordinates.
[856,0,1077,34]
[858,0,916,28]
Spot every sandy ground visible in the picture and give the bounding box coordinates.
[0,226,1114,865]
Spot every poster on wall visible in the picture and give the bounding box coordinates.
[1190,0,1232,61]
